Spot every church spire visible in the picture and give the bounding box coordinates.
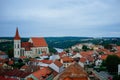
[14,27,20,40]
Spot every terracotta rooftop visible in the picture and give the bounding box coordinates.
[54,60,63,67]
[116,52,120,57]
[20,56,27,59]
[59,63,88,80]
[8,60,14,65]
[21,42,33,51]
[34,60,53,64]
[14,27,20,40]
[31,37,48,47]
[80,51,93,57]
[80,57,87,63]
[0,76,18,80]
[62,56,73,62]
[1,69,31,78]
[32,67,52,79]
[40,60,53,64]
[117,46,120,51]
[100,55,108,60]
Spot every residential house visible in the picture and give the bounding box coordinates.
[49,60,63,73]
[0,51,8,59]
[60,56,73,68]
[49,54,60,60]
[71,44,83,50]
[58,63,89,80]
[72,52,82,58]
[95,59,102,66]
[26,67,53,80]
[79,57,87,67]
[0,69,31,80]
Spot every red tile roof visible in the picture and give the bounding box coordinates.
[62,56,73,62]
[0,76,18,80]
[31,37,48,47]
[59,51,66,58]
[40,60,53,64]
[3,69,31,78]
[21,42,33,51]
[115,52,120,57]
[54,60,63,67]
[8,60,14,65]
[20,56,27,59]
[87,56,94,62]
[59,63,88,80]
[32,67,52,79]
[80,51,94,62]
[80,57,87,63]
[34,60,53,64]
[80,51,93,57]
[117,46,120,51]
[100,55,108,60]
[14,27,20,40]
[97,48,113,55]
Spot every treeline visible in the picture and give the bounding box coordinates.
[45,37,93,49]
[0,37,120,55]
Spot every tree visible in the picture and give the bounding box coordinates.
[105,55,120,74]
[7,48,14,58]
[48,46,57,54]
[82,45,89,51]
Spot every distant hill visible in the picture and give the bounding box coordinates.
[1,36,120,58]
[45,37,93,49]
[0,37,120,49]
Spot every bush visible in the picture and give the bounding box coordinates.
[113,75,120,80]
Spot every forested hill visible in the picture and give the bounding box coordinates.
[45,37,93,49]
[0,37,120,50]
[0,37,93,49]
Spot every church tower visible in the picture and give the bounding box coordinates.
[14,27,21,58]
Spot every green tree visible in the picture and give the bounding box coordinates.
[82,45,89,51]
[7,48,14,58]
[48,46,57,54]
[105,55,120,74]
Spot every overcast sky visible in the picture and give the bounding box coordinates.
[0,0,120,37]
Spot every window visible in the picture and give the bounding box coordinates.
[18,44,19,48]
[18,51,19,55]
[36,49,37,54]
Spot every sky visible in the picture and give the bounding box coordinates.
[0,0,120,37]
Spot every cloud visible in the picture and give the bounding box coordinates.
[0,0,120,37]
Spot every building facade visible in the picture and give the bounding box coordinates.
[14,28,49,58]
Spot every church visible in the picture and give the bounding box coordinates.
[14,28,49,58]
